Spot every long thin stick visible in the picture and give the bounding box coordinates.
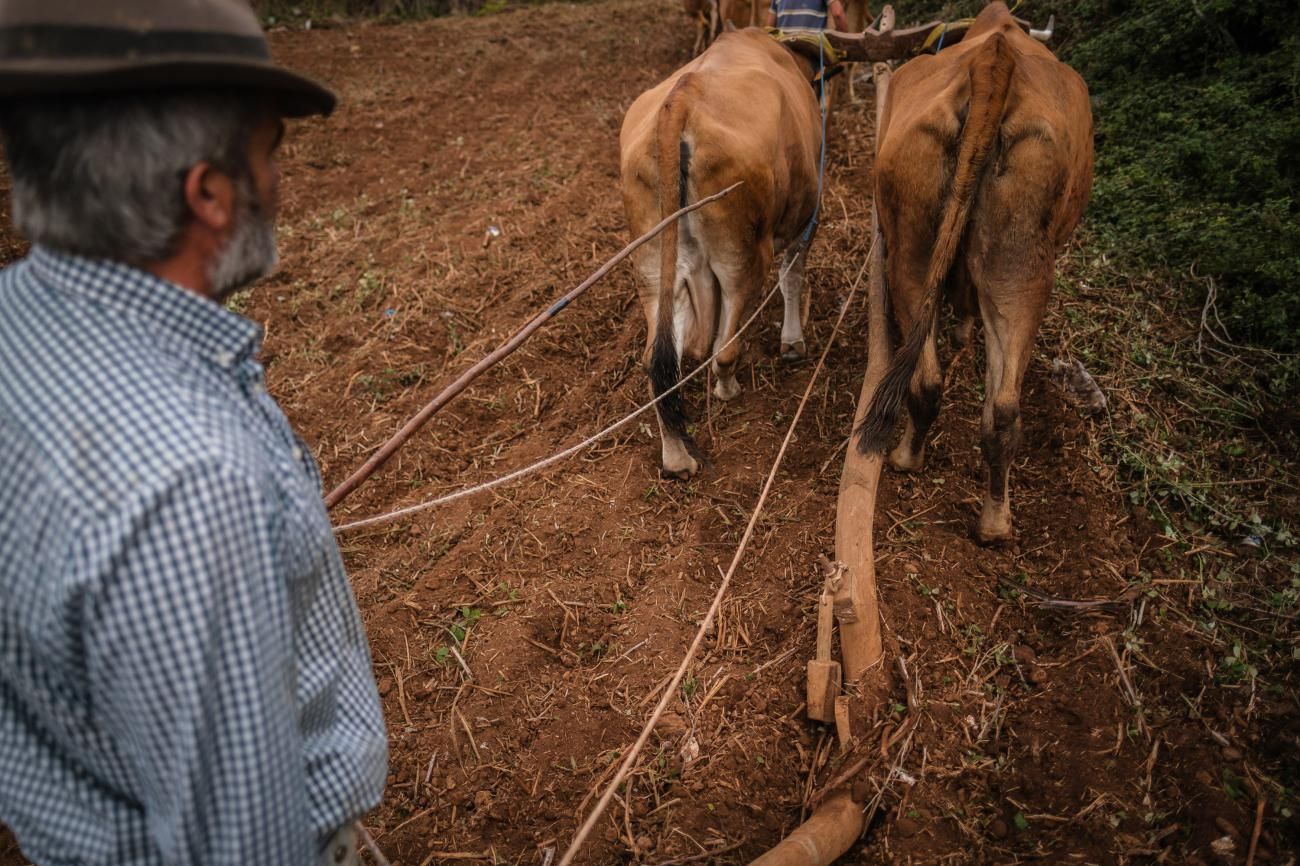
[334,244,813,533]
[323,180,743,510]
[556,252,869,866]
[333,278,781,533]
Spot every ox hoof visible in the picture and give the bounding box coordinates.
[977,502,1014,545]
[660,456,700,481]
[888,444,925,473]
[712,376,741,402]
[780,340,808,362]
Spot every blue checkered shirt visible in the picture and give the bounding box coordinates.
[770,0,830,30]
[0,248,388,865]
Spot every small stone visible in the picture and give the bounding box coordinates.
[444,775,457,791]
[1028,667,1048,685]
[1222,746,1243,761]
[1210,835,1236,857]
[377,677,394,697]
[1195,770,1214,786]
[895,816,920,837]
[1013,645,1037,665]
[636,835,654,852]
[474,790,492,810]
[904,561,919,576]
[988,818,1009,839]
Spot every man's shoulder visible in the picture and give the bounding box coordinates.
[0,259,267,519]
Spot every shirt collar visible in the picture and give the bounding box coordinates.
[28,246,263,371]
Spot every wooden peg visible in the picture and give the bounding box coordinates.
[806,584,840,722]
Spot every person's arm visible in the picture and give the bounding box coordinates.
[767,0,778,27]
[829,0,848,31]
[86,459,315,865]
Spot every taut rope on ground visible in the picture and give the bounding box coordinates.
[324,181,743,511]
[333,246,810,533]
[556,245,872,866]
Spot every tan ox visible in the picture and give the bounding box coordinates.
[857,1,1094,542]
[621,29,823,479]
[685,0,767,57]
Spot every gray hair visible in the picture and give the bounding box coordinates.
[0,90,259,264]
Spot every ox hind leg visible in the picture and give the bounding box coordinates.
[710,240,772,402]
[778,238,812,361]
[974,270,1050,543]
[968,145,1063,542]
[889,323,942,473]
[883,255,943,473]
[640,250,717,480]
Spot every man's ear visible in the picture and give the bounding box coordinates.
[181,162,236,234]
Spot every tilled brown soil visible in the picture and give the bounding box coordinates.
[2,2,1293,865]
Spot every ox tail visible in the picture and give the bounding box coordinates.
[649,76,694,442]
[857,31,1016,454]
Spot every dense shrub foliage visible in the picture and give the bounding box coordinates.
[1065,0,1300,353]
[905,0,1299,352]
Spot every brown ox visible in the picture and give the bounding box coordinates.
[685,0,768,57]
[858,2,1093,542]
[620,29,823,479]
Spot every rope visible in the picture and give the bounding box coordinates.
[556,243,871,866]
[921,17,974,52]
[323,182,743,510]
[801,35,829,245]
[333,251,804,533]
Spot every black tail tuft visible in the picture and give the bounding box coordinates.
[855,315,931,455]
[650,327,692,438]
[679,139,690,209]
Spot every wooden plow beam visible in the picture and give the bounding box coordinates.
[742,59,895,866]
[749,7,1059,858]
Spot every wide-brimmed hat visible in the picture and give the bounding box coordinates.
[0,0,336,117]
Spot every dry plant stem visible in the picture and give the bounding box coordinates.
[323,181,743,510]
[354,822,392,866]
[651,840,745,865]
[1245,796,1266,866]
[746,794,866,866]
[833,65,892,683]
[556,247,868,866]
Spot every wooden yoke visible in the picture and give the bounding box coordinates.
[821,4,1053,63]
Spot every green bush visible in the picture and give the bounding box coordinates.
[1065,0,1300,352]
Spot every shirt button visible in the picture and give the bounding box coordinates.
[214,350,234,368]
[292,447,303,461]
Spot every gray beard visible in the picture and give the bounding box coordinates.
[207,180,278,303]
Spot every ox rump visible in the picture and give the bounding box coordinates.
[857,1,1094,543]
[620,28,824,480]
